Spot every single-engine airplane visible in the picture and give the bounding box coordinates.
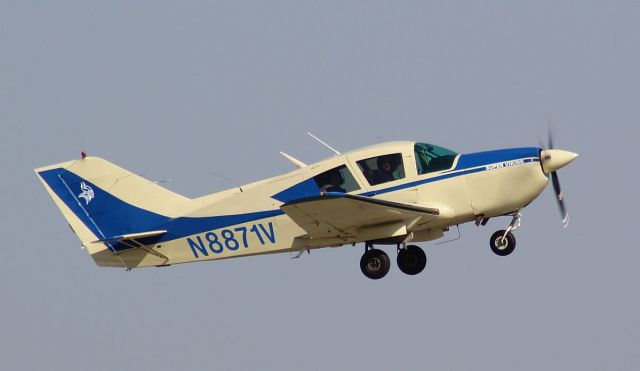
[35,137,577,279]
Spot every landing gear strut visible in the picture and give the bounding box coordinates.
[360,244,390,280]
[490,211,521,256]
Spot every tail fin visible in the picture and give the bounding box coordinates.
[35,156,190,268]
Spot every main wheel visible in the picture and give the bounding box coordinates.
[360,249,391,279]
[397,245,427,275]
[490,230,516,256]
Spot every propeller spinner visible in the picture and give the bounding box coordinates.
[539,136,578,228]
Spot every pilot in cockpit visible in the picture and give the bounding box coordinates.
[320,170,346,193]
[373,155,398,184]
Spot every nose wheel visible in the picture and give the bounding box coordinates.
[489,211,520,256]
[490,230,516,256]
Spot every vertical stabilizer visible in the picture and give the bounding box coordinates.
[35,156,190,267]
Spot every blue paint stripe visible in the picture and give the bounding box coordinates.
[452,147,540,170]
[360,166,485,197]
[360,150,540,197]
[39,168,170,240]
[159,210,284,243]
[38,168,284,250]
[272,147,542,200]
[38,147,541,250]
[272,178,320,203]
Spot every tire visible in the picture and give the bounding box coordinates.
[490,230,516,256]
[397,245,427,275]
[360,249,391,279]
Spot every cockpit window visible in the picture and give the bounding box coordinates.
[313,165,361,193]
[414,143,458,174]
[357,153,406,186]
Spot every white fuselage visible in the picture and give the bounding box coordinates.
[36,142,551,269]
[118,144,548,268]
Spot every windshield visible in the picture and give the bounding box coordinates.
[414,143,458,174]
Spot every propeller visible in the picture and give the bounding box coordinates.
[551,170,569,227]
[539,129,578,228]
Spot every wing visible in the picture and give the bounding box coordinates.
[281,193,439,241]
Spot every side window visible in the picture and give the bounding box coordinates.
[414,143,458,175]
[356,153,405,186]
[313,165,361,193]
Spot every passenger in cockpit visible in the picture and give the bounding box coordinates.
[373,155,398,184]
[320,171,346,193]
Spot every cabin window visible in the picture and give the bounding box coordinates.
[414,143,458,174]
[313,165,361,193]
[356,153,406,186]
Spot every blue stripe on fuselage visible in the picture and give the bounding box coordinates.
[39,147,540,250]
[452,147,540,171]
[272,178,320,203]
[270,148,541,199]
[352,147,540,197]
[38,168,283,251]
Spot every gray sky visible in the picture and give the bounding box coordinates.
[1,1,639,370]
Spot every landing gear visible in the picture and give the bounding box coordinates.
[490,230,516,256]
[397,245,427,275]
[360,248,390,280]
[360,242,428,279]
[490,211,521,256]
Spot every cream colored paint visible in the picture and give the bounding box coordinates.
[36,142,555,270]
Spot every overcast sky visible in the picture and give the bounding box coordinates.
[1,1,639,370]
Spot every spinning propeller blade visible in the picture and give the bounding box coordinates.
[539,129,577,228]
[551,171,569,227]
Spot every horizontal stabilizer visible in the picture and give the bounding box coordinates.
[94,230,167,243]
[95,230,169,261]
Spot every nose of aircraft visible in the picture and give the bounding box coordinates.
[540,149,579,173]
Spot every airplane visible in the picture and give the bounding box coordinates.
[34,136,577,279]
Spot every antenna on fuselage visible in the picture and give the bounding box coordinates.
[279,151,306,168]
[207,172,243,192]
[307,132,341,156]
[139,173,173,185]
